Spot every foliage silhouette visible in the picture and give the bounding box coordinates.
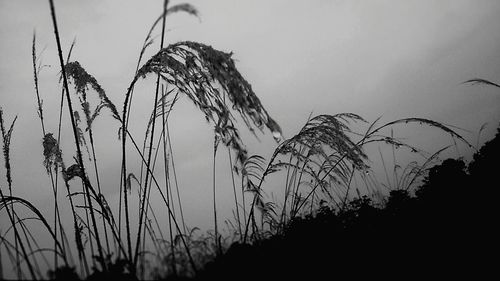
[1,1,497,279]
[182,125,500,280]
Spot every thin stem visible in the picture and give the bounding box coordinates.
[227,148,242,238]
[125,129,197,273]
[48,0,105,270]
[81,89,111,255]
[161,85,177,276]
[212,136,220,254]
[340,166,356,212]
[0,188,36,279]
[166,122,187,235]
[0,110,36,279]
[134,0,169,268]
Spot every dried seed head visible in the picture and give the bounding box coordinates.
[135,41,282,165]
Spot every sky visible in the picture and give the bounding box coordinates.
[1,0,500,276]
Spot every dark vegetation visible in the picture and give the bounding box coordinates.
[0,0,498,280]
[189,125,499,280]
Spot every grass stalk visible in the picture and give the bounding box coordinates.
[212,136,220,255]
[75,87,111,256]
[161,85,177,276]
[0,109,37,279]
[227,148,242,238]
[139,116,171,278]
[340,166,356,211]
[280,150,295,229]
[47,0,106,270]
[14,214,47,277]
[123,126,197,273]
[80,181,96,269]
[165,122,187,235]
[134,0,169,269]
[0,240,3,279]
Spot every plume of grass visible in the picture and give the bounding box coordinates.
[60,160,91,276]
[28,0,286,277]
[64,60,118,257]
[44,133,91,275]
[166,3,199,18]
[135,3,199,74]
[129,41,282,166]
[294,117,459,209]
[119,3,283,274]
[256,113,367,229]
[291,115,473,216]
[120,9,198,262]
[127,9,197,261]
[0,109,18,192]
[0,108,34,279]
[64,61,120,123]
[2,110,64,279]
[240,113,473,242]
[42,133,63,175]
[61,160,128,255]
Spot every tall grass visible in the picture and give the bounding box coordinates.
[0,1,480,280]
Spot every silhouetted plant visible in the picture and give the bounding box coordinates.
[2,0,497,279]
[191,126,500,278]
[47,266,80,280]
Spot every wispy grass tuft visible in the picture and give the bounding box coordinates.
[2,0,484,279]
[64,61,120,123]
[132,41,282,166]
[42,133,63,174]
[0,109,17,190]
[463,78,500,89]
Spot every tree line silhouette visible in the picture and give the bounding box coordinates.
[187,124,499,280]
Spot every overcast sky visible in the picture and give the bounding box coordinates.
[1,0,500,254]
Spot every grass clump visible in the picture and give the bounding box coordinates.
[0,1,497,280]
[190,127,499,279]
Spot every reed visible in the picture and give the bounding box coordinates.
[0,1,484,279]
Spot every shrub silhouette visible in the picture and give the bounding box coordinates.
[47,266,80,281]
[469,124,500,205]
[184,124,500,280]
[1,1,496,279]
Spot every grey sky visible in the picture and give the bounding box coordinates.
[1,0,500,266]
